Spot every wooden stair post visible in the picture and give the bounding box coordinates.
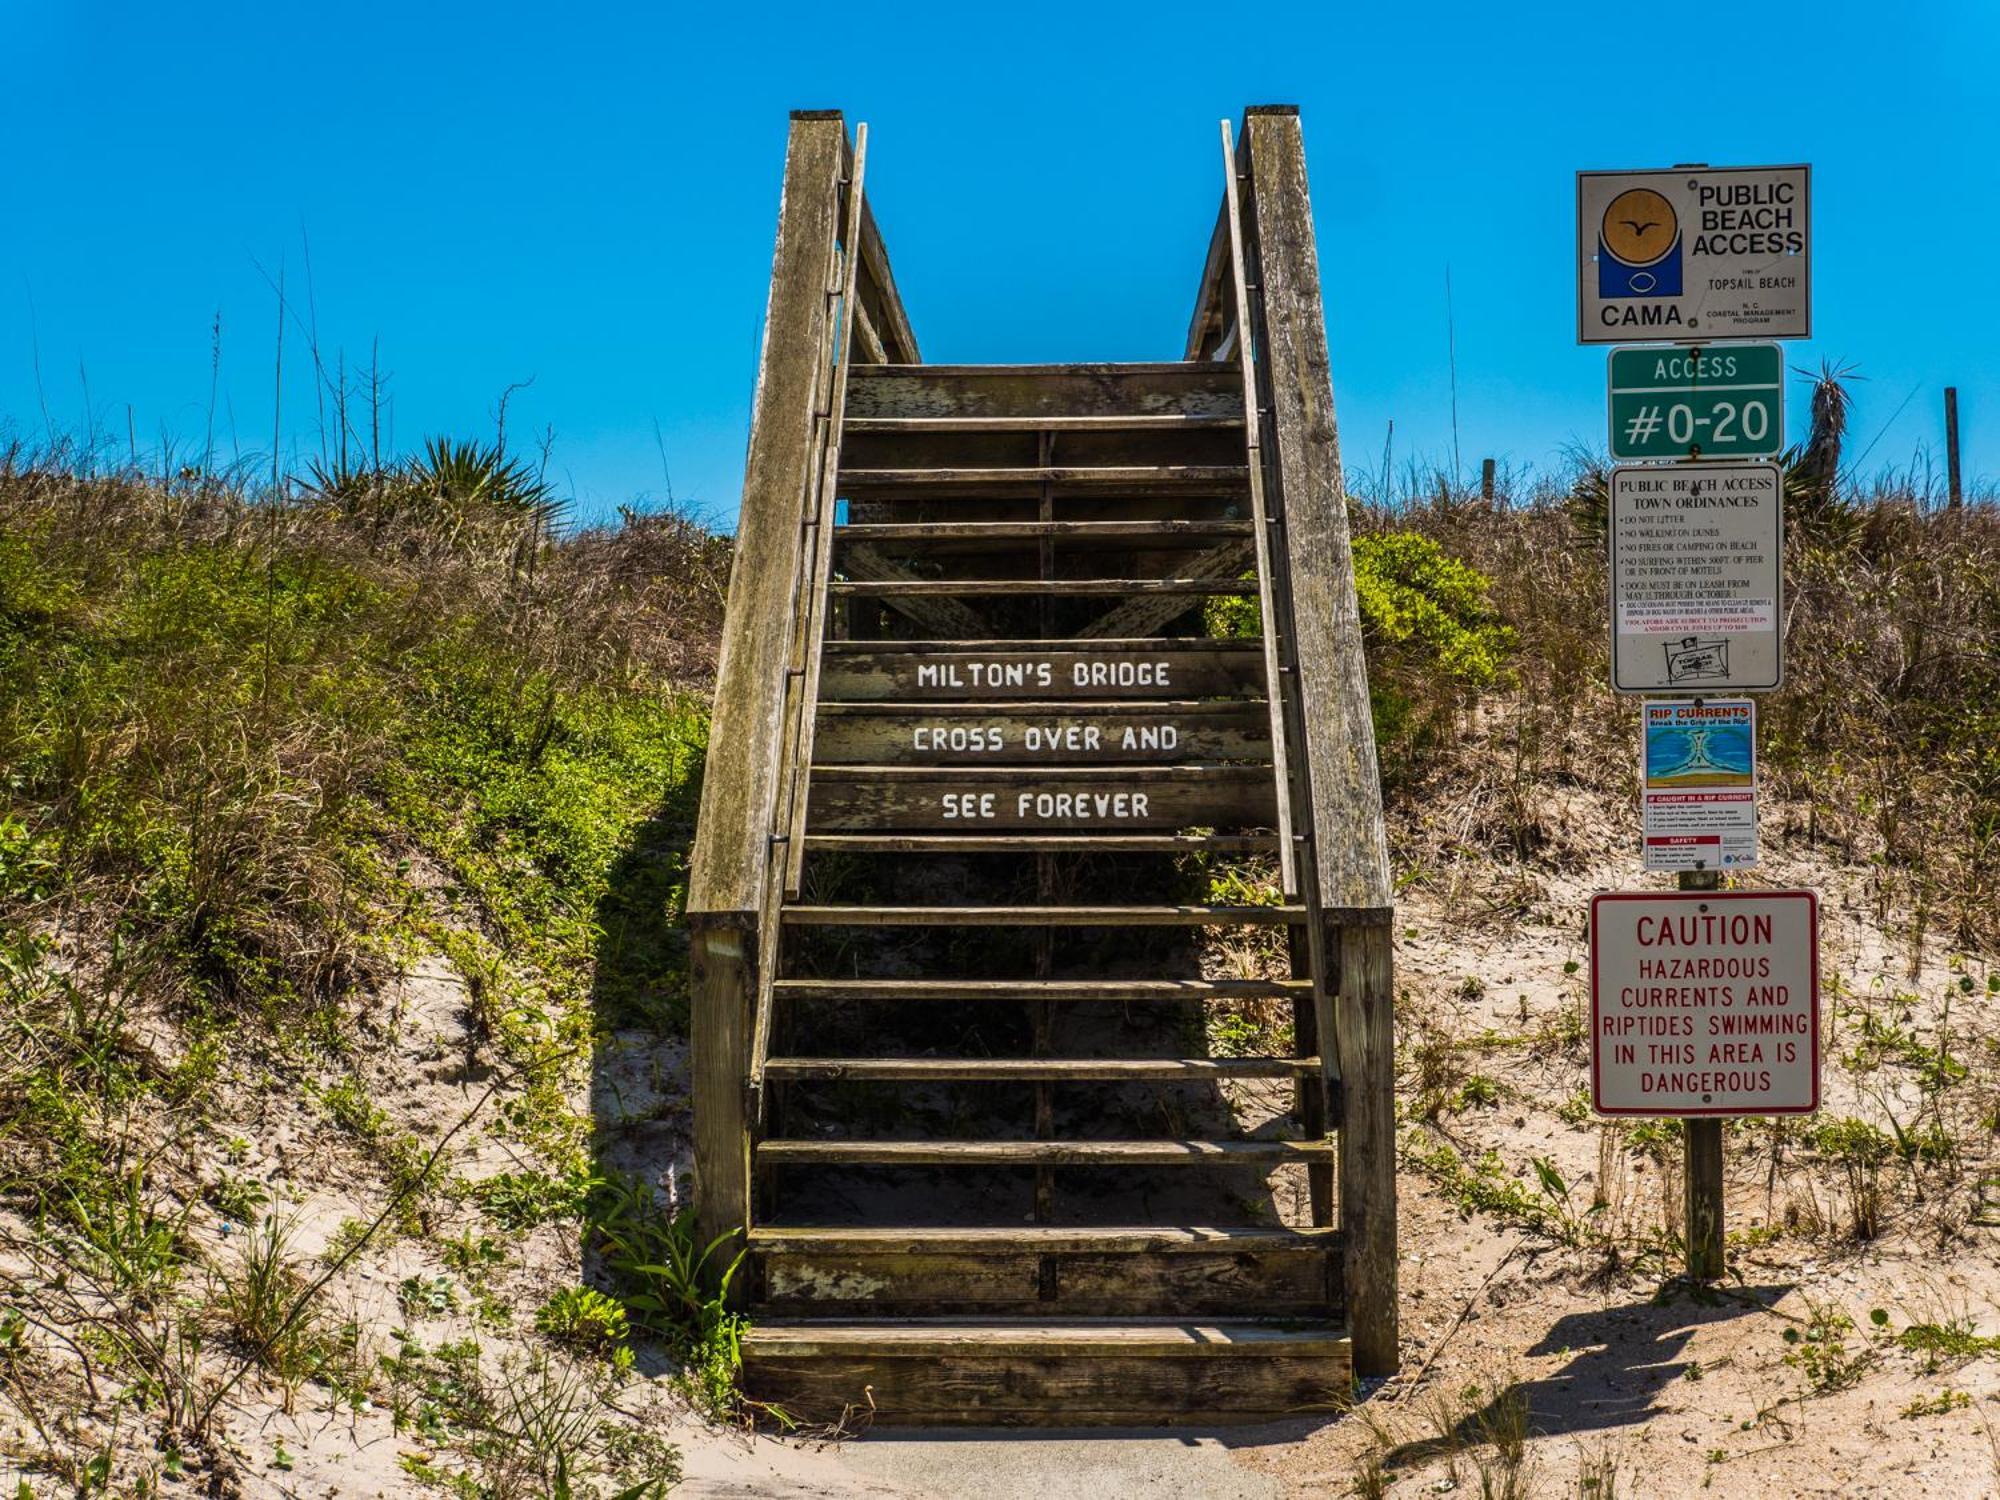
[686,111,847,1258]
[1236,105,1398,1376]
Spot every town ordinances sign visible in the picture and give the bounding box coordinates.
[1577,166,1810,344]
[1590,890,1819,1117]
[1608,462,1783,694]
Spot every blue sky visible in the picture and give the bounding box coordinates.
[2,1,1991,525]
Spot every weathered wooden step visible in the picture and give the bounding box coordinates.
[820,638,1265,702]
[836,520,1253,546]
[843,414,1244,433]
[844,362,1244,422]
[762,1056,1322,1081]
[806,762,1276,831]
[802,832,1280,853]
[814,699,1267,766]
[756,1139,1333,1166]
[749,1225,1335,1253]
[841,465,1248,491]
[827,577,1255,597]
[738,1317,1352,1426]
[749,1228,1339,1319]
[772,977,1306,1002]
[781,903,1304,926]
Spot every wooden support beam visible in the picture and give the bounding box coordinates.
[851,295,888,365]
[690,922,755,1267]
[1073,539,1254,638]
[1336,918,1396,1376]
[839,542,992,636]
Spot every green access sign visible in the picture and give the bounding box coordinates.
[1607,344,1784,462]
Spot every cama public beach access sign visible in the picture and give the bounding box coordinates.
[1591,890,1820,1117]
[1608,462,1783,694]
[1577,165,1810,345]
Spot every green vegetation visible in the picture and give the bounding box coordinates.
[1404,1132,1602,1251]
[586,1176,749,1417]
[1779,1303,1874,1396]
[1206,530,1516,780]
[0,458,726,1492]
[535,1287,631,1362]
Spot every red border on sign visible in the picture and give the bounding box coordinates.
[1589,889,1820,1118]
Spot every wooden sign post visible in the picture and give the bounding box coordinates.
[1589,887,1820,1280]
[1580,159,1818,1284]
[1679,866,1726,1280]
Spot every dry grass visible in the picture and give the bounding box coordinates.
[1363,475,2000,952]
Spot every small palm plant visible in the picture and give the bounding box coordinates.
[1783,360,1862,538]
[413,436,560,520]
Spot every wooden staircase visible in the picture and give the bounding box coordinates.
[687,107,1396,1426]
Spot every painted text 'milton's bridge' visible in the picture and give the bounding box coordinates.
[686,106,1397,1424]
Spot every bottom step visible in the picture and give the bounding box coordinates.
[740,1318,1352,1426]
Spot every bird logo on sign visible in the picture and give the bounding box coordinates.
[1599,187,1682,298]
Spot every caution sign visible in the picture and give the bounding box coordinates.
[1590,890,1819,1117]
[1609,463,1783,694]
[1577,166,1810,345]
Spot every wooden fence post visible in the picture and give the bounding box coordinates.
[1945,387,1962,510]
[1679,865,1725,1279]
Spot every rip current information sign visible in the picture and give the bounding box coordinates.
[1608,462,1784,694]
[1577,166,1810,345]
[1590,890,1819,1117]
[1641,699,1758,871]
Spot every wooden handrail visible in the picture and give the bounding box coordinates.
[687,113,848,928]
[1184,107,1397,1375]
[1233,109,1392,920]
[784,123,870,899]
[1234,104,1397,1378]
[1216,118,1298,899]
[690,114,922,1247]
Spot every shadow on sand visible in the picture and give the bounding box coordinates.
[582,758,704,1338]
[1380,1282,1792,1470]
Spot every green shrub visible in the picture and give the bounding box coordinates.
[534,1286,630,1357]
[1205,531,1514,779]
